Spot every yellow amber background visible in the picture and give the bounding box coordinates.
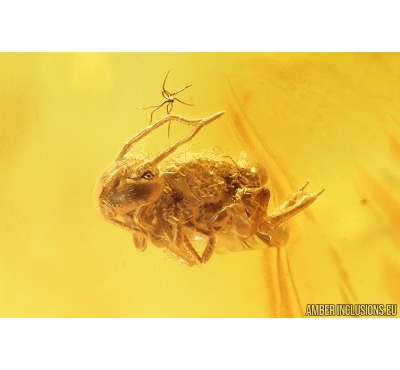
[1,53,399,317]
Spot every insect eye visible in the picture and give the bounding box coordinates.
[141,170,154,180]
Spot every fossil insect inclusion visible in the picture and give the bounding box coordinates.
[94,77,323,266]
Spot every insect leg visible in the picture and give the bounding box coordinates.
[274,181,310,211]
[148,105,163,125]
[104,217,135,232]
[137,102,164,110]
[166,102,173,114]
[200,235,215,264]
[171,84,192,96]
[162,70,192,97]
[132,230,148,251]
[264,183,324,229]
[162,69,171,95]
[137,101,169,124]
[165,222,202,266]
[173,97,194,107]
[133,204,156,233]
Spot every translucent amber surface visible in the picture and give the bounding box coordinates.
[1,53,399,317]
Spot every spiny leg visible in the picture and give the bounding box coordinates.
[275,181,310,210]
[266,183,324,229]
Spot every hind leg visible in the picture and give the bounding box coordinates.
[209,188,269,239]
[263,182,324,229]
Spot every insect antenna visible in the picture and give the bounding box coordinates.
[117,112,225,161]
[136,112,225,173]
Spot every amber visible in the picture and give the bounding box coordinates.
[1,53,399,317]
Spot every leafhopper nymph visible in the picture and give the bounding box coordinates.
[94,110,323,266]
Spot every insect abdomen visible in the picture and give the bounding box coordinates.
[159,158,264,224]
